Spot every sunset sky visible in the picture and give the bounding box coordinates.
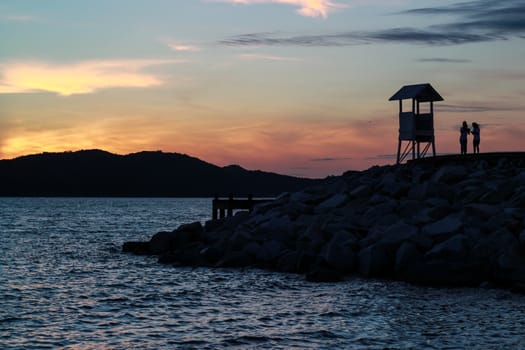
[1,0,524,178]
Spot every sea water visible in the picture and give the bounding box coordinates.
[1,197,525,349]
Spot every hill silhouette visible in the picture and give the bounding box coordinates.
[0,150,320,197]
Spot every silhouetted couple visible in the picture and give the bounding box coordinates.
[460,121,480,155]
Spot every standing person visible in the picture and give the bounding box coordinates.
[460,121,470,155]
[471,122,480,154]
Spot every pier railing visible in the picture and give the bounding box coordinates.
[212,194,273,220]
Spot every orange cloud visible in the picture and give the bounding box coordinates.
[211,0,346,18]
[0,59,181,96]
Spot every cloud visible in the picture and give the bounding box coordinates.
[0,15,37,22]
[220,28,495,47]
[238,53,302,61]
[168,43,201,52]
[365,154,397,160]
[416,58,472,63]
[311,157,352,162]
[437,103,523,113]
[0,59,181,96]
[221,0,525,47]
[404,0,525,38]
[209,0,346,18]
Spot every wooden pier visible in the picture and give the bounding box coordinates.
[212,194,273,220]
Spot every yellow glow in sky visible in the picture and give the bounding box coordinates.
[0,60,179,96]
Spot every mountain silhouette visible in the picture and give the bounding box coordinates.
[0,150,320,197]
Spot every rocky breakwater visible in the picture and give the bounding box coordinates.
[124,154,525,291]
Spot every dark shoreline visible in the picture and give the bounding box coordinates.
[0,149,319,197]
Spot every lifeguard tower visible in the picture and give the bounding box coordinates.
[389,83,444,164]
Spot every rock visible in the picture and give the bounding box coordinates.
[242,241,262,258]
[493,251,525,290]
[408,234,434,251]
[480,181,516,204]
[305,266,345,283]
[395,241,423,275]
[204,218,223,232]
[422,215,463,241]
[300,217,328,252]
[296,252,318,273]
[431,165,467,184]
[215,250,254,268]
[256,240,284,265]
[483,213,513,235]
[407,183,428,201]
[397,200,421,219]
[276,250,300,272]
[511,189,525,207]
[254,215,295,241]
[519,230,525,248]
[177,242,206,266]
[177,221,203,234]
[149,222,204,255]
[133,154,525,291]
[426,203,454,220]
[321,236,356,273]
[379,173,408,198]
[357,243,393,277]
[358,202,397,227]
[316,193,348,213]
[487,229,520,255]
[149,231,179,254]
[425,182,455,203]
[425,234,469,261]
[199,245,224,264]
[401,260,485,286]
[349,184,371,198]
[464,203,500,221]
[379,222,419,246]
[122,241,151,255]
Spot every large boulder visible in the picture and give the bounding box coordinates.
[492,251,525,291]
[395,241,422,273]
[254,215,295,242]
[150,221,204,254]
[149,231,179,254]
[321,232,357,272]
[422,215,463,241]
[316,193,348,212]
[357,242,393,277]
[400,260,485,286]
[425,234,469,261]
[431,164,467,184]
[256,240,285,265]
[305,265,345,283]
[122,241,151,255]
[378,222,419,247]
[276,250,300,272]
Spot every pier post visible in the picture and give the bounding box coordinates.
[212,194,219,220]
[227,193,234,217]
[248,194,253,212]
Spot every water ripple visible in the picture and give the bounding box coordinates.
[2,198,525,349]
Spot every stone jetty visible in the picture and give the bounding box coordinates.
[124,153,525,291]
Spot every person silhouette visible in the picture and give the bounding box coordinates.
[459,121,470,155]
[471,122,480,154]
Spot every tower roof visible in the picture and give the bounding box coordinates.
[389,83,444,102]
